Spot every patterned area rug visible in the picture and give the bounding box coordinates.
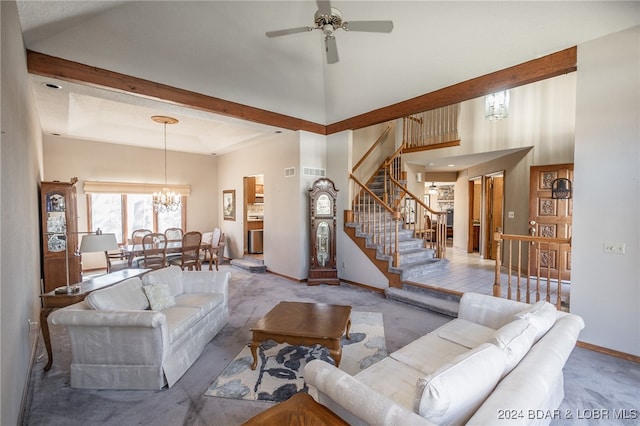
[205,311,386,403]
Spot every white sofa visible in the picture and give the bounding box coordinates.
[49,266,230,390]
[304,293,584,426]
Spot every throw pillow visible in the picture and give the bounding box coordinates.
[489,318,537,376]
[514,300,557,341]
[143,283,176,311]
[86,278,149,311]
[142,266,184,296]
[413,343,506,425]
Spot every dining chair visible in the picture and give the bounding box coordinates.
[130,228,152,244]
[105,249,128,273]
[200,228,225,271]
[170,231,202,271]
[164,227,184,262]
[139,233,167,270]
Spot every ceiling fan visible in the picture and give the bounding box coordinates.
[265,0,394,64]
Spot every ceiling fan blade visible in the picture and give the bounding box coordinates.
[325,36,339,64]
[316,0,332,16]
[266,26,313,38]
[343,20,394,33]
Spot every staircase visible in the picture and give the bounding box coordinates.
[345,167,448,288]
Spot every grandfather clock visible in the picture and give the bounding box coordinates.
[308,178,339,286]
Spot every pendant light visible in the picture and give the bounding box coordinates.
[151,115,181,213]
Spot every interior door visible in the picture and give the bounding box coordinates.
[528,164,573,281]
[483,174,504,260]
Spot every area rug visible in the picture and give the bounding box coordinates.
[205,311,386,403]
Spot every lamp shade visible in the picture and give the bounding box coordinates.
[80,233,119,253]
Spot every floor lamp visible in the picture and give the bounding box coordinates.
[52,229,119,294]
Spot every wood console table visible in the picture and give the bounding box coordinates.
[39,269,149,371]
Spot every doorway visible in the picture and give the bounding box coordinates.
[467,178,482,253]
[483,172,504,260]
[243,175,264,258]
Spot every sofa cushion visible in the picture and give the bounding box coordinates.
[85,277,149,311]
[390,321,492,374]
[435,318,496,349]
[489,318,537,376]
[175,293,224,313]
[355,357,425,411]
[162,306,201,343]
[144,283,177,311]
[413,342,506,425]
[142,266,184,296]
[514,300,557,342]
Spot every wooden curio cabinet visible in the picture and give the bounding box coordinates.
[40,178,82,293]
[308,178,339,286]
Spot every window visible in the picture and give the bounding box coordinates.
[88,193,186,244]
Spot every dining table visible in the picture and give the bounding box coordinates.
[122,241,215,270]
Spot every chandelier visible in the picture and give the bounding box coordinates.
[151,115,181,213]
[485,90,510,120]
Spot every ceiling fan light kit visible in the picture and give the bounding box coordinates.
[265,0,393,64]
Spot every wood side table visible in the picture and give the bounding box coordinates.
[241,392,348,426]
[249,301,351,370]
[39,269,149,371]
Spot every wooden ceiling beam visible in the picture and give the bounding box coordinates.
[26,50,327,135]
[326,47,577,134]
[27,47,576,137]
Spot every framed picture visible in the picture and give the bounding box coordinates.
[223,190,236,221]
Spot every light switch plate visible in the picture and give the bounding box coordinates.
[603,242,626,255]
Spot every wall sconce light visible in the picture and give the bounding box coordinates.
[485,90,510,120]
[551,178,572,199]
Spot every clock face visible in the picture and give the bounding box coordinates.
[316,193,331,216]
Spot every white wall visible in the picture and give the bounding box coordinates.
[1,2,45,424]
[327,130,389,289]
[217,131,311,280]
[43,136,218,269]
[572,26,640,356]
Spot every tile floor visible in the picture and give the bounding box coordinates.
[410,246,496,295]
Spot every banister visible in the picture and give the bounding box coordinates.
[493,231,572,310]
[349,174,395,214]
[352,125,392,173]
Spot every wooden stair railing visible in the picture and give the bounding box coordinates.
[348,174,401,268]
[386,173,447,258]
[494,232,572,310]
[403,104,461,152]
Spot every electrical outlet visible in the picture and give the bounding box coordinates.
[603,242,626,255]
[508,211,515,219]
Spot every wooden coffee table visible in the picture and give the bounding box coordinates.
[249,301,352,370]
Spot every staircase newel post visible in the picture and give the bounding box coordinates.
[493,231,503,297]
[393,209,401,267]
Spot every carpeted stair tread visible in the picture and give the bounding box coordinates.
[230,258,267,273]
[385,287,459,317]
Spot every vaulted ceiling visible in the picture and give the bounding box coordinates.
[16,1,639,156]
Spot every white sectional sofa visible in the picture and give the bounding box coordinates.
[304,292,584,426]
[49,266,230,390]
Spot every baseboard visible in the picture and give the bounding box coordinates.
[19,322,40,425]
[339,278,385,294]
[265,269,305,283]
[577,340,640,364]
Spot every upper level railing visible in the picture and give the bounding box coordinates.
[494,232,572,310]
[403,104,461,151]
